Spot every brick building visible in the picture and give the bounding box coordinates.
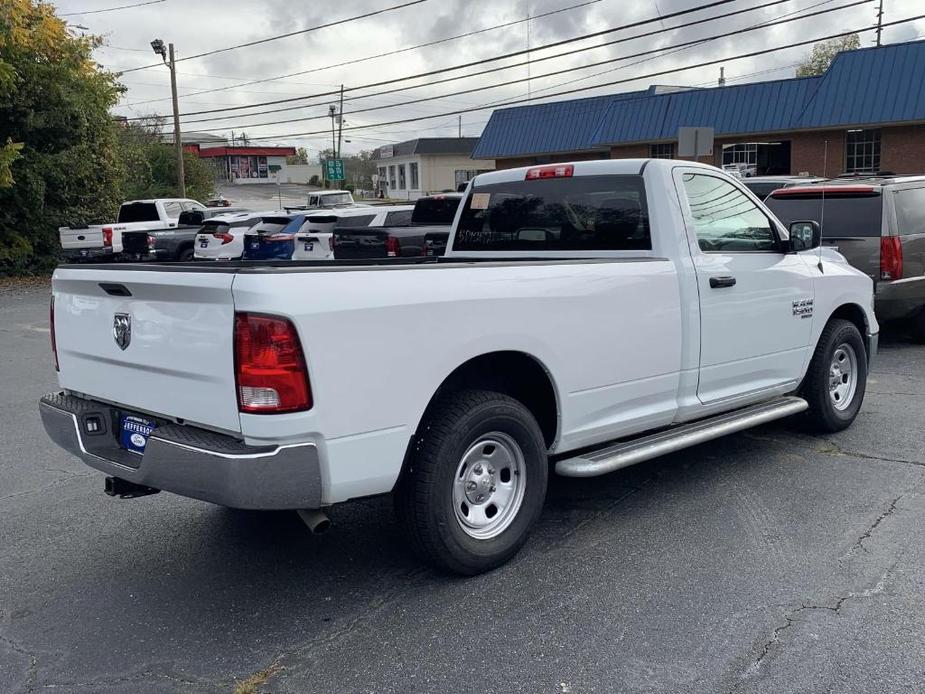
[472,40,925,177]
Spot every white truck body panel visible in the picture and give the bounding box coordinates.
[46,160,878,507]
[53,269,241,433]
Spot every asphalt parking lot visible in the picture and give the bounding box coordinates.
[2,282,924,694]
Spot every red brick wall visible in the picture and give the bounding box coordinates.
[609,144,651,160]
[491,125,925,174]
[493,151,609,170]
[881,125,925,174]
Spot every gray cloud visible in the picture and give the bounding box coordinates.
[59,0,925,154]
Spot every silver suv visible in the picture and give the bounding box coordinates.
[765,176,925,341]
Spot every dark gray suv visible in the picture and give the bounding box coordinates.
[766,176,925,341]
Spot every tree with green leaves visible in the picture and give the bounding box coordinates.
[115,117,215,203]
[0,0,124,274]
[287,147,310,165]
[796,34,861,77]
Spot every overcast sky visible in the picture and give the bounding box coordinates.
[55,0,925,157]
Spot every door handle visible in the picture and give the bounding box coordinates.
[709,275,736,289]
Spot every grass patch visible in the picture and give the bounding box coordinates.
[233,659,283,694]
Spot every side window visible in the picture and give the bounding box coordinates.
[385,210,413,226]
[681,173,778,252]
[894,187,925,235]
[162,201,182,219]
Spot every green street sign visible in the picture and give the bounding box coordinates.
[325,158,345,181]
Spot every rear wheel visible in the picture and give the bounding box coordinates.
[178,247,194,261]
[801,319,867,432]
[395,389,548,575]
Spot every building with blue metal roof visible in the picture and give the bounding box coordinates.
[472,39,925,177]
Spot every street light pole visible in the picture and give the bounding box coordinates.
[151,38,185,197]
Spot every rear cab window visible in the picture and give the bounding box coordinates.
[413,197,462,225]
[765,188,884,237]
[335,214,376,228]
[117,202,159,224]
[385,210,413,226]
[452,175,650,252]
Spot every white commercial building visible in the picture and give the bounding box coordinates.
[372,138,495,199]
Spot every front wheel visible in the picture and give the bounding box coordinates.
[801,319,868,432]
[395,389,548,575]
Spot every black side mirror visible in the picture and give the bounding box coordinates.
[788,220,821,252]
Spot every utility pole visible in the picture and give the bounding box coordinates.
[336,84,344,159]
[458,115,462,138]
[875,0,884,47]
[718,66,726,87]
[526,9,532,101]
[151,39,185,197]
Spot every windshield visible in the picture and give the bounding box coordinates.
[316,193,352,207]
[117,202,159,223]
[453,175,650,252]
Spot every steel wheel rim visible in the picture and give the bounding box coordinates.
[452,431,527,540]
[829,342,859,411]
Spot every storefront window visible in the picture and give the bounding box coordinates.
[845,129,881,173]
[398,164,406,190]
[389,165,396,189]
[650,143,675,159]
[410,162,419,189]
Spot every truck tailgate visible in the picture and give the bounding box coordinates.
[59,226,103,250]
[52,267,241,433]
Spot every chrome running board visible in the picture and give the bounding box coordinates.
[555,396,808,478]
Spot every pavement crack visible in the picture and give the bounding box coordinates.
[734,564,896,690]
[0,633,38,692]
[851,495,902,554]
[818,439,925,468]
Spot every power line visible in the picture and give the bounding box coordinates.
[176,0,796,126]
[126,0,741,119]
[174,0,870,131]
[60,0,164,16]
[117,0,427,73]
[185,18,922,143]
[119,0,602,107]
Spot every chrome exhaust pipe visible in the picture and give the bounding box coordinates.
[297,508,331,534]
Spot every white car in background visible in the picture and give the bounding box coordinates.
[194,210,280,260]
[291,205,415,260]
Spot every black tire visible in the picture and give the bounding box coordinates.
[394,389,548,575]
[801,319,867,432]
[178,247,194,261]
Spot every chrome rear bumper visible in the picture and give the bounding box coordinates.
[39,392,323,509]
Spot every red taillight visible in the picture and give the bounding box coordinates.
[50,296,59,372]
[880,236,903,281]
[525,164,574,180]
[234,313,312,414]
[213,232,234,245]
[385,236,400,257]
[102,227,113,247]
[328,234,335,252]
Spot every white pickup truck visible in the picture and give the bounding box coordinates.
[40,160,878,574]
[58,198,206,259]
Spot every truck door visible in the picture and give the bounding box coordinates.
[674,169,815,404]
